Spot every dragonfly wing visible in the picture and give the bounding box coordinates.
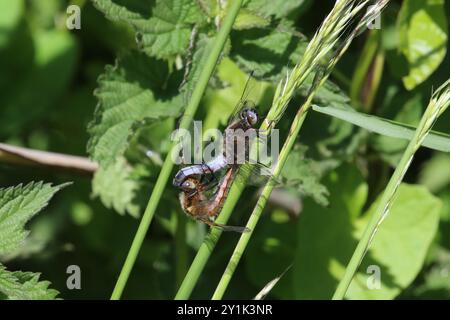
[228,71,258,125]
[234,163,285,188]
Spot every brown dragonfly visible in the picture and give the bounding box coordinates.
[178,166,250,233]
[173,71,261,188]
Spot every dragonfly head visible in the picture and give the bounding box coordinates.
[240,103,258,128]
[180,178,198,193]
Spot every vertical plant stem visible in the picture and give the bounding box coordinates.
[110,0,244,300]
[349,29,384,112]
[212,99,310,300]
[332,129,420,299]
[175,214,188,289]
[332,81,450,300]
[211,0,392,299]
[176,0,390,300]
[175,169,251,299]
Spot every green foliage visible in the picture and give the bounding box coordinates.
[1,0,449,301]
[0,267,59,300]
[180,33,220,101]
[93,0,205,59]
[245,165,440,299]
[0,0,23,49]
[281,145,329,206]
[0,182,69,256]
[92,157,142,218]
[346,184,440,299]
[87,51,183,167]
[397,0,448,90]
[0,182,67,300]
[419,154,450,193]
[231,20,307,80]
[245,0,309,19]
[0,29,77,137]
[312,104,450,153]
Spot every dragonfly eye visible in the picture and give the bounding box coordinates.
[182,180,196,190]
[246,108,258,126]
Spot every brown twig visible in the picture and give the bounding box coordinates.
[0,143,98,175]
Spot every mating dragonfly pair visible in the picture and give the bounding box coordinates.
[172,75,280,233]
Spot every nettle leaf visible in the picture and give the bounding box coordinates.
[292,165,440,299]
[245,0,309,19]
[180,33,215,101]
[281,145,329,206]
[231,19,307,80]
[196,0,217,18]
[87,50,183,167]
[181,33,232,102]
[92,157,145,218]
[233,8,270,30]
[197,0,270,29]
[0,182,69,256]
[0,266,59,300]
[136,0,204,59]
[397,0,448,90]
[0,182,65,299]
[93,0,205,59]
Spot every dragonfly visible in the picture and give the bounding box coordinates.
[173,72,263,188]
[178,166,250,233]
[173,72,282,231]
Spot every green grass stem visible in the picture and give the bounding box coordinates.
[332,79,450,299]
[176,0,391,300]
[110,0,244,300]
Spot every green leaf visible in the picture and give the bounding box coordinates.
[280,145,329,206]
[234,8,270,30]
[419,153,450,193]
[312,104,450,153]
[292,165,440,299]
[87,50,183,167]
[92,157,143,218]
[0,0,24,49]
[0,265,59,300]
[180,33,217,101]
[347,184,441,299]
[93,0,205,59]
[0,182,69,256]
[231,19,307,80]
[0,30,77,137]
[292,165,368,299]
[27,0,61,30]
[245,0,309,19]
[371,92,423,166]
[397,0,448,90]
